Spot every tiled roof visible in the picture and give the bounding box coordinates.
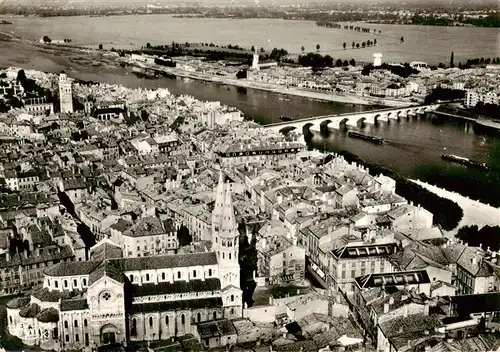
[379,313,442,339]
[44,260,101,277]
[19,303,41,318]
[129,297,222,314]
[131,278,221,297]
[36,307,60,323]
[32,287,85,302]
[89,260,124,285]
[6,297,31,309]
[111,252,217,272]
[90,241,123,261]
[197,319,237,339]
[370,289,426,315]
[123,216,166,238]
[61,299,89,312]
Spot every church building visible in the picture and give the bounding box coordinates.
[6,173,242,351]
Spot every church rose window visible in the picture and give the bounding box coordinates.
[102,292,111,301]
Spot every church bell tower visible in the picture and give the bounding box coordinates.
[212,171,242,318]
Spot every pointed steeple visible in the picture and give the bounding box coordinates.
[220,181,237,238]
[212,170,226,230]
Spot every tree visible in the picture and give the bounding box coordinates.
[335,59,343,67]
[176,224,193,247]
[43,35,51,43]
[146,42,151,49]
[379,30,381,34]
[343,60,349,66]
[356,43,360,49]
[362,42,366,48]
[349,58,356,66]
[98,44,103,50]
[374,38,377,45]
[251,45,255,52]
[260,47,265,53]
[343,42,346,50]
[400,36,404,43]
[316,44,320,51]
[450,51,454,68]
[352,41,355,49]
[301,45,305,52]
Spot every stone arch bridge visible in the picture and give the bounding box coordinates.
[265,104,441,134]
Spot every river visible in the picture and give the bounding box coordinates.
[1,14,499,64]
[1,38,500,207]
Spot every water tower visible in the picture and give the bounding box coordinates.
[373,53,383,67]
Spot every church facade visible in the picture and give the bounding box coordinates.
[6,173,242,351]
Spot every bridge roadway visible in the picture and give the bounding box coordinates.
[265,103,441,134]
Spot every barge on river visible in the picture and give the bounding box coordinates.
[441,154,489,171]
[280,115,294,121]
[347,131,384,145]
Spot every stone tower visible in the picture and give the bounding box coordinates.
[212,171,243,318]
[59,72,73,114]
[251,47,260,71]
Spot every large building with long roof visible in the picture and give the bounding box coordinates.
[6,172,242,351]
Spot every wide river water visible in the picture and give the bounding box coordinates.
[0,21,500,207]
[1,14,499,64]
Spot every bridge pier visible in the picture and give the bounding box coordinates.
[387,113,399,121]
[377,114,389,122]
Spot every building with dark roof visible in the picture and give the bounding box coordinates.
[6,172,242,351]
[330,242,398,292]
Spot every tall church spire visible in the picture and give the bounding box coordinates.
[211,172,242,319]
[220,181,237,238]
[212,170,226,235]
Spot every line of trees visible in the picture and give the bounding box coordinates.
[343,39,378,50]
[294,53,357,70]
[317,21,382,34]
[457,225,500,251]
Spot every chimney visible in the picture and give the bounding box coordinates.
[423,301,429,316]
[262,238,266,249]
[403,304,409,318]
[389,297,394,305]
[472,257,478,265]
[384,303,389,313]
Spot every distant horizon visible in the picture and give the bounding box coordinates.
[2,0,499,6]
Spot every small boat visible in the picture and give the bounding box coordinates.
[347,131,383,145]
[280,115,293,121]
[441,154,489,171]
[278,97,291,102]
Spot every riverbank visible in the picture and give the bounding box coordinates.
[434,111,500,131]
[410,179,500,236]
[130,62,417,108]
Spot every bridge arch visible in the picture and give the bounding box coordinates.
[303,122,315,133]
[356,117,366,126]
[337,118,350,130]
[279,126,297,135]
